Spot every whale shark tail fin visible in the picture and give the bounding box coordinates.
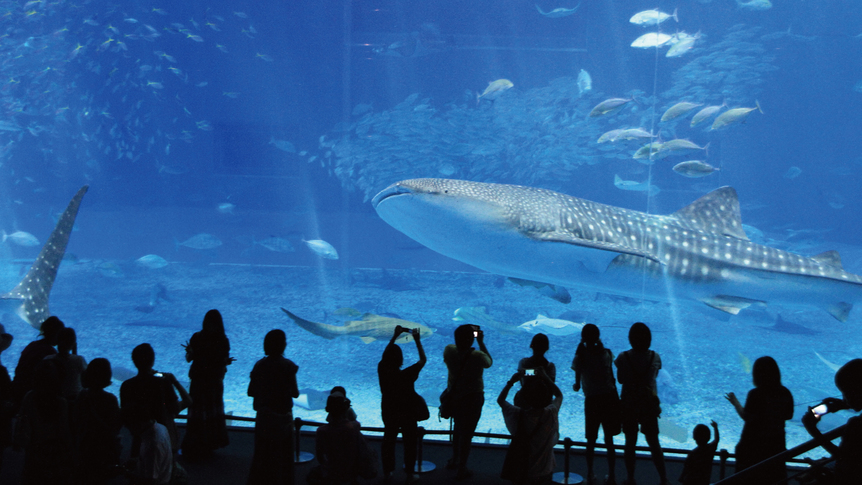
[2,186,88,330]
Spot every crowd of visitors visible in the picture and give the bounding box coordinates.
[0,313,858,485]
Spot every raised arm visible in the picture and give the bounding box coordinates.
[412,328,426,369]
[710,420,720,446]
[724,392,746,420]
[497,372,520,407]
[476,329,492,365]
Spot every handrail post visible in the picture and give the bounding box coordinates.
[719,448,729,480]
[294,417,314,464]
[552,437,583,485]
[414,426,437,474]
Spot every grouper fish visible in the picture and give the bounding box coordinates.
[372,178,862,321]
[281,308,435,343]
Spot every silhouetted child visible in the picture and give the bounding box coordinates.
[515,333,555,408]
[679,421,719,485]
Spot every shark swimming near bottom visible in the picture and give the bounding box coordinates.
[372,178,862,321]
[1,186,88,329]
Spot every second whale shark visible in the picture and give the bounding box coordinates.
[372,178,862,321]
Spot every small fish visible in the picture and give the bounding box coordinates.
[576,69,592,95]
[589,97,635,117]
[736,0,772,10]
[690,102,726,127]
[536,3,580,18]
[597,129,624,143]
[217,202,235,214]
[672,160,719,178]
[661,101,703,122]
[711,101,763,130]
[135,254,169,269]
[632,142,663,160]
[783,166,802,179]
[304,239,338,260]
[256,236,295,253]
[269,137,296,153]
[629,8,678,27]
[177,233,222,250]
[518,314,584,336]
[2,230,39,246]
[631,32,674,48]
[666,31,700,58]
[615,128,655,141]
[661,139,709,154]
[98,261,124,278]
[476,79,514,103]
[614,174,660,196]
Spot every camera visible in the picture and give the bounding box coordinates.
[154,372,164,378]
[401,326,412,334]
[811,403,829,418]
[524,368,535,376]
[471,325,480,337]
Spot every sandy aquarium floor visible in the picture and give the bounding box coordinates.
[2,260,860,458]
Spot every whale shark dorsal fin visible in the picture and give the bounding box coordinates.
[812,250,843,270]
[672,186,748,240]
[3,185,88,329]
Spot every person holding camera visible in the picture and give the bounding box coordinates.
[443,324,493,480]
[515,333,555,408]
[725,356,793,485]
[378,325,428,483]
[498,368,563,485]
[802,358,862,485]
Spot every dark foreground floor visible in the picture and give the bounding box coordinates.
[0,424,786,485]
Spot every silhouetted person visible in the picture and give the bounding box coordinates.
[678,421,719,485]
[378,326,427,483]
[11,315,64,409]
[498,368,563,485]
[72,357,122,485]
[315,388,377,483]
[615,322,668,485]
[182,309,234,459]
[0,323,13,473]
[802,358,862,484]
[444,324,493,480]
[124,418,172,485]
[327,385,357,422]
[15,359,73,484]
[120,343,190,459]
[45,326,87,402]
[573,323,620,485]
[515,333,555,408]
[725,356,793,485]
[247,329,299,485]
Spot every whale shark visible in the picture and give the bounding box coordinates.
[372,178,862,321]
[1,186,88,329]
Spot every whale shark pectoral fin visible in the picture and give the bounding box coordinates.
[700,295,766,315]
[529,231,663,271]
[826,302,852,322]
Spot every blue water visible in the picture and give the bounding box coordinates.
[1,0,861,458]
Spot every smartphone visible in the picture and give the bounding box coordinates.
[472,325,480,337]
[812,403,829,418]
[154,372,164,378]
[524,368,535,376]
